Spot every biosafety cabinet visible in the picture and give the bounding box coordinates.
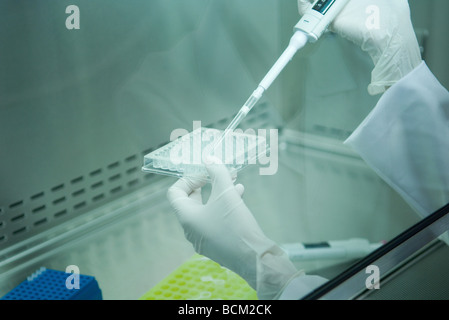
[1,0,449,300]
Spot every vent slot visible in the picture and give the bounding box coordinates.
[127,179,139,187]
[109,174,121,182]
[125,154,137,162]
[54,210,68,218]
[107,161,120,169]
[9,200,23,209]
[12,227,27,235]
[31,192,45,200]
[126,167,138,175]
[33,218,48,227]
[92,194,105,202]
[72,189,85,197]
[32,205,46,214]
[89,169,102,177]
[51,184,64,192]
[71,176,84,184]
[11,213,25,222]
[110,186,122,194]
[91,181,103,189]
[53,197,66,205]
[73,201,87,210]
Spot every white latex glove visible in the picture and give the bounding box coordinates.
[298,0,422,95]
[167,164,300,299]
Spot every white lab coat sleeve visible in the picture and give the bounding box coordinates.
[277,62,449,300]
[344,61,449,218]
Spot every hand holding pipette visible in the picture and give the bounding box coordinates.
[210,0,350,156]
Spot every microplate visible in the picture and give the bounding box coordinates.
[142,127,268,181]
[139,254,257,300]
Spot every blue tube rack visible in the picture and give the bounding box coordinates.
[1,267,102,300]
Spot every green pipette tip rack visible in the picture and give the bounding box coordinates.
[139,254,258,300]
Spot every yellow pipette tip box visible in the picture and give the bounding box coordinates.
[139,254,258,300]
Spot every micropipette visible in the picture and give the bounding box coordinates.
[281,238,385,261]
[211,0,350,154]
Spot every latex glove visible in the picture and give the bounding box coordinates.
[298,0,422,95]
[167,164,300,299]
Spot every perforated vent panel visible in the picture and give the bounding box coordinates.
[0,147,157,251]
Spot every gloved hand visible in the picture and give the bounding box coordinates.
[298,0,422,95]
[167,163,300,299]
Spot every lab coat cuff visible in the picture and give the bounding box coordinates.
[276,271,328,300]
